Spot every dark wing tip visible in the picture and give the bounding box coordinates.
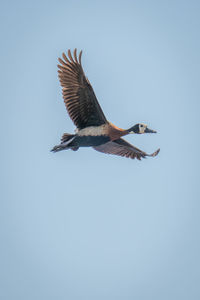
[67,49,74,62]
[62,52,69,63]
[59,49,83,66]
[150,148,160,157]
[79,50,83,65]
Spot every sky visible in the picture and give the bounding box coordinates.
[1,0,200,299]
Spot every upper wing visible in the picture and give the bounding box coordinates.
[93,138,160,160]
[58,49,107,129]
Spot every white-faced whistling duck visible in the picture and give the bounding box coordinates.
[51,49,160,160]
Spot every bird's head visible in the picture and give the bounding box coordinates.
[128,123,157,134]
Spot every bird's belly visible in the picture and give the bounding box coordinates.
[75,135,110,147]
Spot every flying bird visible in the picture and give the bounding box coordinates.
[51,49,160,160]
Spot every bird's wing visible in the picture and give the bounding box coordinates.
[93,138,160,160]
[58,49,107,129]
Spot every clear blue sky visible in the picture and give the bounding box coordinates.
[1,1,200,299]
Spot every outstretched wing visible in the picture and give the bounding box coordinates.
[93,138,160,160]
[58,49,107,129]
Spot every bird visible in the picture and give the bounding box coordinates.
[51,49,160,160]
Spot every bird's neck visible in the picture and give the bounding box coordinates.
[108,122,129,140]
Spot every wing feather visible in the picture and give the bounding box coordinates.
[58,49,107,129]
[93,138,160,160]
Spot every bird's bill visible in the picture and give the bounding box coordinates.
[145,127,157,133]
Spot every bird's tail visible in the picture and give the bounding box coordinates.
[51,133,77,152]
[60,133,75,144]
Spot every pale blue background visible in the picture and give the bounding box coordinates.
[1,1,200,299]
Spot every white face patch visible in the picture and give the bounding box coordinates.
[139,124,147,134]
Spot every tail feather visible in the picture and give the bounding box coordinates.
[61,133,75,143]
[51,133,76,153]
[51,144,69,152]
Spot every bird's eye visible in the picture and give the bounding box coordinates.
[140,125,143,127]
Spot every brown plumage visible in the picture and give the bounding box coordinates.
[93,139,160,160]
[58,49,107,129]
[52,49,160,160]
